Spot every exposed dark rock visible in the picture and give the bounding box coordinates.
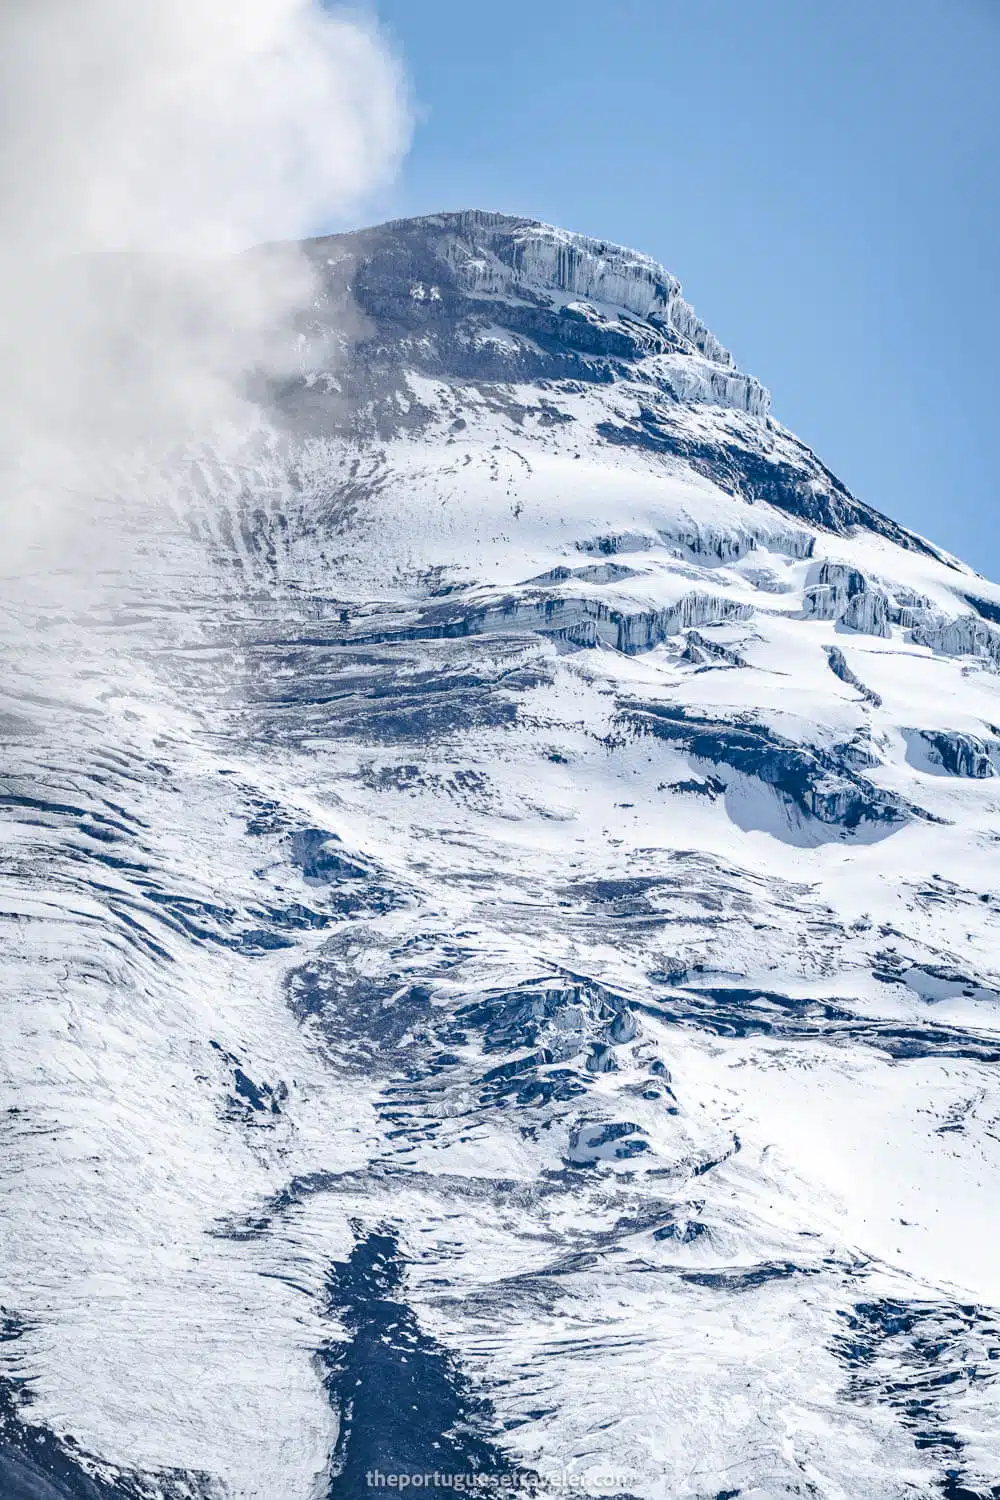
[653,1219,708,1243]
[321,1230,530,1498]
[825,645,883,707]
[597,414,944,558]
[620,702,930,830]
[836,1299,1000,1489]
[0,1373,208,1500]
[911,731,997,778]
[569,1120,648,1163]
[641,985,1000,1059]
[681,629,747,669]
[962,594,1000,627]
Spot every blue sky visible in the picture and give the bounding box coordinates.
[353,0,1000,577]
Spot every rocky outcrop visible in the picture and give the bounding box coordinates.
[458,976,638,1063]
[594,410,945,556]
[825,646,883,706]
[682,630,747,668]
[910,730,998,778]
[620,703,929,831]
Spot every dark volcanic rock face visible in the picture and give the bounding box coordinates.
[3,211,1000,1499]
[269,212,949,559]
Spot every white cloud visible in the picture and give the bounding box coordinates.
[0,0,410,556]
[0,0,408,255]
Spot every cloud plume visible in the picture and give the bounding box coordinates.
[0,0,409,560]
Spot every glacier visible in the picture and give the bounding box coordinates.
[2,210,1000,1499]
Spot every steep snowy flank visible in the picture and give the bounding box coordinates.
[3,212,1000,1500]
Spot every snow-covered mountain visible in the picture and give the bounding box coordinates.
[4,210,1000,1500]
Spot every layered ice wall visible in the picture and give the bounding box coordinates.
[438,210,741,365]
[444,211,771,414]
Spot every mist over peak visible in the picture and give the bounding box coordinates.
[0,0,409,567]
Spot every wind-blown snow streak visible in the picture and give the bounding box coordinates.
[3,212,1000,1500]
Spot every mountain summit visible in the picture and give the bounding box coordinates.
[283,210,941,552]
[2,213,1000,1500]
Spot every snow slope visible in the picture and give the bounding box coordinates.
[3,211,1000,1499]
